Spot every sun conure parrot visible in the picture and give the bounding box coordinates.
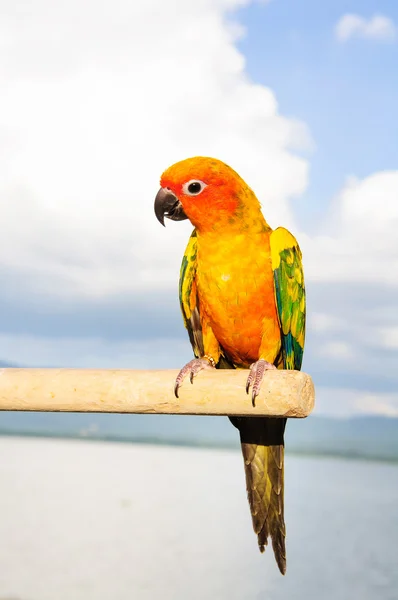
[154,156,305,575]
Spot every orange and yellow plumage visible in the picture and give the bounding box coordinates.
[156,156,306,574]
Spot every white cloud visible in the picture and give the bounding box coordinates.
[377,328,398,350]
[315,387,398,417]
[319,341,354,361]
[335,13,397,42]
[310,311,398,355]
[0,0,310,300]
[304,171,398,287]
[3,1,395,301]
[0,333,191,369]
[310,313,346,334]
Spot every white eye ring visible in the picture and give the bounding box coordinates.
[182,180,207,196]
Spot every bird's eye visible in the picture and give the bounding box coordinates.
[182,180,207,196]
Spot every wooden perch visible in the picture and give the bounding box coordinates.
[0,368,314,418]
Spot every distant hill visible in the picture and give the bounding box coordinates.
[1,410,397,463]
[0,360,18,367]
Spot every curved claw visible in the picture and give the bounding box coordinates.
[245,359,277,407]
[245,363,256,394]
[174,358,214,398]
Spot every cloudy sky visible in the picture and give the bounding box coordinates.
[0,0,397,417]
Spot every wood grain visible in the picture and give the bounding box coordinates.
[0,368,315,417]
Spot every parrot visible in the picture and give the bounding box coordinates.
[154,156,305,575]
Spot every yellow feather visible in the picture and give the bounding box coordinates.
[270,228,299,270]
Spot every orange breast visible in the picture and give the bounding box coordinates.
[195,230,281,367]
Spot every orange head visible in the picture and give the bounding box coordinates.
[154,156,263,233]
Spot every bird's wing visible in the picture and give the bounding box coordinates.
[270,227,306,370]
[179,229,204,358]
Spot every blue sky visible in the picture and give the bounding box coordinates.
[0,0,397,417]
[237,0,398,227]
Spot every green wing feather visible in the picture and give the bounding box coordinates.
[270,227,306,371]
[179,229,204,358]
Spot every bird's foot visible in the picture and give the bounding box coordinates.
[246,359,277,407]
[174,357,215,398]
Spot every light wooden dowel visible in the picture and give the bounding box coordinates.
[0,368,314,418]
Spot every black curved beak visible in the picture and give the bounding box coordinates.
[154,187,188,226]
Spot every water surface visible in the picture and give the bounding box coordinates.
[0,437,397,600]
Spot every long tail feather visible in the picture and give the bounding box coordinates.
[230,416,287,574]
